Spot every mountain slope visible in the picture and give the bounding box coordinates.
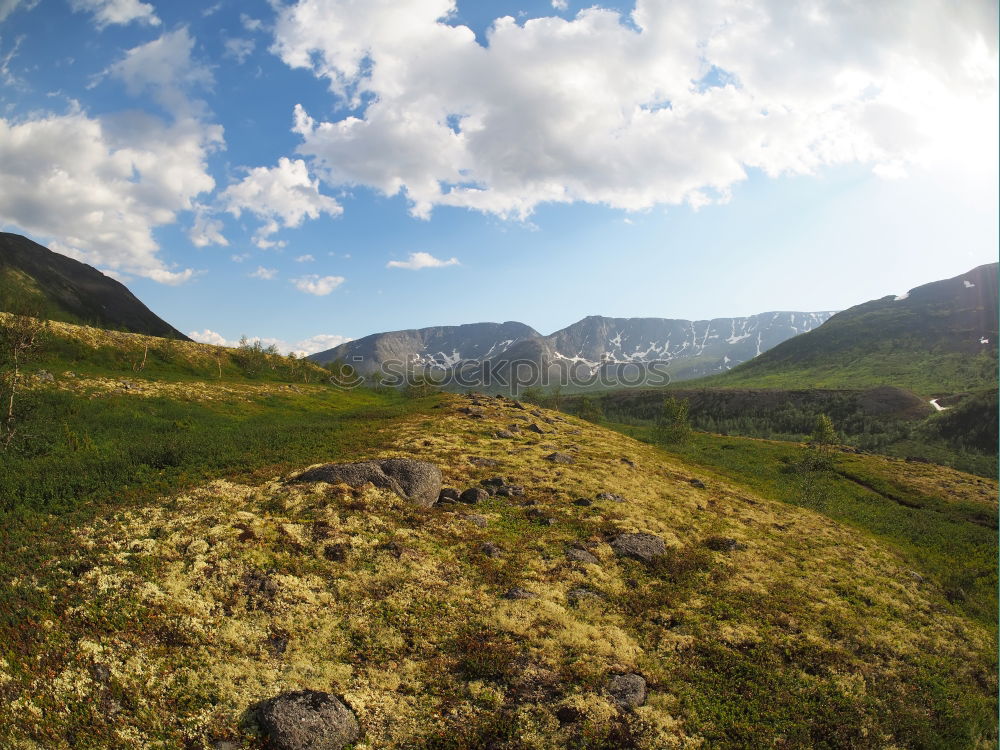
[310,321,541,374]
[310,311,835,385]
[704,263,998,394]
[0,232,189,339]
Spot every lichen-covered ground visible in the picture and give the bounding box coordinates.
[1,394,995,748]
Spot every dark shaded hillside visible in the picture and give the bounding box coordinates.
[558,385,997,477]
[572,385,933,424]
[704,263,998,394]
[0,232,189,339]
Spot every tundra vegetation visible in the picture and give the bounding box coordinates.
[0,318,995,749]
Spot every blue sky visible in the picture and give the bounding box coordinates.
[0,0,996,354]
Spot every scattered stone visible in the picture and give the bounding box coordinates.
[35,369,54,383]
[525,508,557,526]
[568,587,602,604]
[572,498,592,507]
[566,548,600,565]
[530,409,544,417]
[481,477,525,497]
[212,741,242,750]
[495,429,517,439]
[704,536,740,552]
[480,542,502,557]
[512,400,527,410]
[468,456,500,468]
[611,533,667,563]
[526,423,547,434]
[689,479,706,489]
[506,424,522,433]
[257,690,360,750]
[458,407,486,418]
[907,570,926,584]
[322,543,347,562]
[293,458,442,508]
[608,673,647,710]
[91,663,111,683]
[437,488,461,504]
[460,487,490,504]
[544,452,575,464]
[595,492,627,503]
[620,457,636,467]
[503,587,537,600]
[463,514,488,528]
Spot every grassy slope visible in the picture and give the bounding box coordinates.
[686,349,997,395]
[0,375,996,748]
[608,426,998,630]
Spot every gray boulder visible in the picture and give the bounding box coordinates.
[460,487,490,504]
[468,456,500,467]
[596,492,627,503]
[293,458,441,507]
[611,533,667,563]
[544,452,575,464]
[566,548,599,565]
[437,488,461,504]
[608,673,646,709]
[258,690,359,750]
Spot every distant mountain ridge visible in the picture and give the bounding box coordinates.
[309,310,836,382]
[0,232,189,340]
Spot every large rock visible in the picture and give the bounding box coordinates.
[611,533,667,563]
[258,690,359,750]
[293,459,441,507]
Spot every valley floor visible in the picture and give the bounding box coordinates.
[0,376,996,748]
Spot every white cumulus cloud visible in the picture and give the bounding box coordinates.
[295,254,314,262]
[0,29,221,282]
[223,37,255,65]
[70,0,160,29]
[250,265,277,279]
[188,328,231,347]
[189,208,228,247]
[273,0,998,220]
[386,251,459,270]
[292,273,345,295]
[187,329,351,357]
[109,27,212,114]
[221,157,342,248]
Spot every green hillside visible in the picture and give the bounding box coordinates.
[694,263,998,394]
[0,232,189,339]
